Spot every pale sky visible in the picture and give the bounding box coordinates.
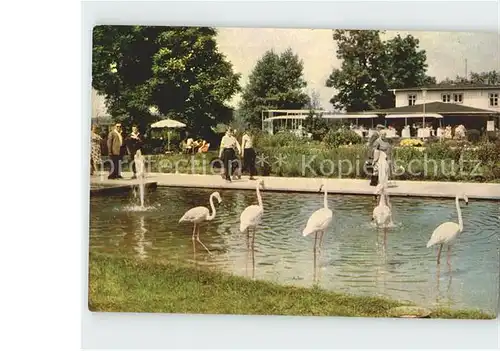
[216,28,500,109]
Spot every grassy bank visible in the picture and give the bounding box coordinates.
[88,253,494,319]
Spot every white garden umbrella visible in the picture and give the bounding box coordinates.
[150,118,187,151]
[151,118,187,129]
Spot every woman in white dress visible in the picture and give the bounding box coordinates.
[90,124,102,176]
[371,130,391,187]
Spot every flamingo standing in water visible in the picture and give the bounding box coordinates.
[239,179,265,277]
[302,182,333,282]
[427,193,468,265]
[372,183,392,246]
[179,192,222,256]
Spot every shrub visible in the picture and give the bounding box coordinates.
[304,113,331,141]
[486,131,499,143]
[426,142,462,161]
[322,129,363,148]
[444,139,459,148]
[254,131,304,148]
[467,129,481,143]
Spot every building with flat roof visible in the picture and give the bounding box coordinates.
[383,84,500,130]
[390,84,500,112]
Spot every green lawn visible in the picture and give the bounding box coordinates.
[88,253,494,319]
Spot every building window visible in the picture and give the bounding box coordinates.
[408,94,416,106]
[442,94,451,103]
[489,93,499,107]
[453,93,463,103]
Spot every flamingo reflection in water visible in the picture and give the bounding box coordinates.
[179,191,222,260]
[375,232,389,296]
[239,180,265,279]
[435,260,453,308]
[372,183,393,248]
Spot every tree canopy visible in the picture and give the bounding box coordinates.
[92,25,241,136]
[437,70,500,86]
[239,48,309,128]
[303,89,330,140]
[325,30,436,112]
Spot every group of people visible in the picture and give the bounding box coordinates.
[90,123,144,180]
[181,138,209,154]
[219,128,257,182]
[90,123,258,183]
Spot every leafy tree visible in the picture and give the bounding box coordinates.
[239,48,309,128]
[304,89,329,140]
[438,70,500,85]
[470,71,500,85]
[92,25,241,136]
[423,76,438,85]
[325,30,436,112]
[437,75,470,86]
[325,30,388,112]
[305,89,322,110]
[231,109,249,132]
[385,34,432,88]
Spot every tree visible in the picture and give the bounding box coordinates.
[385,35,431,88]
[305,89,322,110]
[437,70,500,85]
[304,89,329,140]
[470,71,500,85]
[239,48,309,128]
[326,30,387,112]
[325,30,436,111]
[423,76,438,85]
[383,34,437,106]
[231,109,249,132]
[92,26,241,136]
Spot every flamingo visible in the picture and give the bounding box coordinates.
[239,179,265,277]
[427,194,468,265]
[179,191,222,256]
[372,183,392,246]
[302,182,333,282]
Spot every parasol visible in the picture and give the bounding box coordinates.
[150,118,187,151]
[151,119,187,129]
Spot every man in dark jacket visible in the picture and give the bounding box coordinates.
[107,123,124,179]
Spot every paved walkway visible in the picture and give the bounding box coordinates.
[90,172,500,200]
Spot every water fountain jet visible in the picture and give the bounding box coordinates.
[134,150,146,209]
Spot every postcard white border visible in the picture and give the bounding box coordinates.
[81,1,500,349]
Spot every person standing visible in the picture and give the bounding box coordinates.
[90,124,102,176]
[219,129,240,182]
[241,130,257,180]
[231,129,242,179]
[107,123,124,179]
[371,129,392,187]
[126,125,143,179]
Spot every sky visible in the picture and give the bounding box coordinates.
[215,28,500,109]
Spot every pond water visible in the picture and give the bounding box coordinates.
[89,186,499,315]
